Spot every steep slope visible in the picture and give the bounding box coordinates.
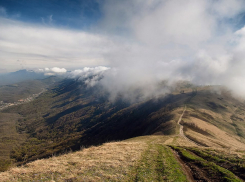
[181,86,245,149]
[6,79,186,165]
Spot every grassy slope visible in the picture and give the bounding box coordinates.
[1,135,245,181]
[0,135,186,181]
[130,144,187,181]
[175,86,245,149]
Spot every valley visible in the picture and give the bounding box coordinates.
[0,88,46,111]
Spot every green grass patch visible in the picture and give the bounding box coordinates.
[171,146,242,182]
[130,144,159,181]
[129,144,187,181]
[161,146,188,181]
[184,147,245,180]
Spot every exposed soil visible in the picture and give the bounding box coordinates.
[171,147,243,182]
[171,148,195,182]
[218,163,245,181]
[188,164,210,182]
[189,149,245,181]
[173,150,211,181]
[175,153,218,181]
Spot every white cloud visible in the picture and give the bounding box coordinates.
[50,67,67,73]
[0,18,111,71]
[36,67,67,75]
[211,0,245,18]
[2,1,245,100]
[69,66,110,87]
[95,0,245,100]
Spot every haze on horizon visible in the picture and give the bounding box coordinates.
[1,0,245,99]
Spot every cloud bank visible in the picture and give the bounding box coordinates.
[37,67,67,75]
[2,0,245,100]
[69,66,110,87]
[0,18,111,71]
[96,0,245,99]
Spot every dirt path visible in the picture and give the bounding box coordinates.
[171,148,195,182]
[177,106,201,146]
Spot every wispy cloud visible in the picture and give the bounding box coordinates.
[0,6,7,16]
[0,17,111,71]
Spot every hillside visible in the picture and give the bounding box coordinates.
[0,76,61,171]
[0,78,245,181]
[1,135,245,181]
[0,69,46,86]
[2,78,183,166]
[0,76,60,103]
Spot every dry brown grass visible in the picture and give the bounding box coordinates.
[0,140,147,181]
[183,116,245,149]
[198,108,224,121]
[0,134,191,181]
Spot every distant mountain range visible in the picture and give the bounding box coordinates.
[0,69,46,86]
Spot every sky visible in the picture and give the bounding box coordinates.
[1,0,245,99]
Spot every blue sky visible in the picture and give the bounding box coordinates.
[0,0,102,29]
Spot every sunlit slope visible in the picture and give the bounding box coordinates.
[0,136,192,181]
[1,135,245,181]
[181,86,245,149]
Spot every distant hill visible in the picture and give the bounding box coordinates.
[0,76,61,103]
[0,69,46,86]
[0,76,61,171]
